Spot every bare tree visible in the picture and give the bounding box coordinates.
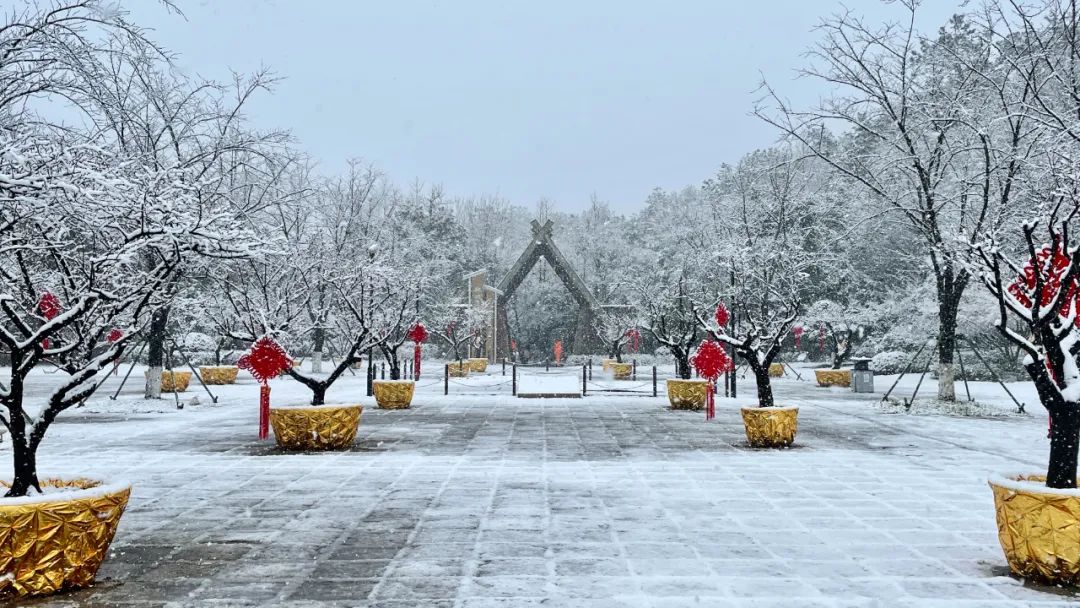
[757,3,1039,400]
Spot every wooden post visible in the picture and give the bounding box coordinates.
[444,363,449,396]
[632,359,637,381]
[546,360,549,372]
[502,358,506,376]
[366,366,373,397]
[381,362,385,380]
[582,364,587,396]
[512,363,517,396]
[653,366,658,397]
[588,358,593,381]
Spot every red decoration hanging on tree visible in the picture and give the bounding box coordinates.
[715,303,730,328]
[1008,243,1080,327]
[407,322,428,380]
[624,328,642,354]
[793,325,803,349]
[37,291,61,349]
[691,339,733,421]
[107,328,124,374]
[238,336,293,439]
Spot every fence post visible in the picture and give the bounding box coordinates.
[502,358,506,376]
[546,360,549,372]
[632,359,637,381]
[381,362,385,380]
[582,364,587,396]
[512,363,517,396]
[366,366,373,397]
[444,363,449,396]
[653,366,658,397]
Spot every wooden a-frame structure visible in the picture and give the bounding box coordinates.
[495,219,600,358]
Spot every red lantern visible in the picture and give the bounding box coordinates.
[692,339,733,421]
[625,328,642,354]
[793,325,803,349]
[106,328,124,343]
[37,291,61,349]
[407,322,428,380]
[238,336,293,439]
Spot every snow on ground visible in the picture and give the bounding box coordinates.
[7,361,1079,607]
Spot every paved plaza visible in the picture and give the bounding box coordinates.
[14,368,1077,607]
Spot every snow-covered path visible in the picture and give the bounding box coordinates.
[12,365,1079,607]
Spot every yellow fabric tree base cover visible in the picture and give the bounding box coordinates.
[0,478,130,600]
[447,362,469,377]
[467,358,488,373]
[741,406,799,448]
[667,379,708,411]
[611,363,632,380]
[769,363,784,377]
[153,370,191,392]
[198,366,239,385]
[269,405,361,450]
[373,381,415,409]
[990,474,1080,585]
[815,369,851,388]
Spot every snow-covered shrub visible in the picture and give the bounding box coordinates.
[870,351,910,375]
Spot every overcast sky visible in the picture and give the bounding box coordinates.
[129,1,966,211]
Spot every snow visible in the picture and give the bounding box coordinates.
[4,363,1077,605]
[0,480,131,506]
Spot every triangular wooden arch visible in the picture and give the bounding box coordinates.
[495,220,599,358]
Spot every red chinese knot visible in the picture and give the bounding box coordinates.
[238,336,293,383]
[106,328,124,343]
[692,339,732,381]
[408,322,429,343]
[715,303,730,328]
[1008,243,1080,326]
[38,292,61,320]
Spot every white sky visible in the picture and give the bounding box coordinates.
[128,0,967,211]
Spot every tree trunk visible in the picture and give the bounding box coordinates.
[311,384,327,406]
[674,349,691,380]
[1048,407,1080,489]
[389,351,401,380]
[4,373,39,497]
[937,290,961,402]
[312,326,325,373]
[7,440,40,497]
[753,365,775,408]
[144,307,169,399]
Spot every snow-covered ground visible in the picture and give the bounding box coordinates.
[8,362,1078,607]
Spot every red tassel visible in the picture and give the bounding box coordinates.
[259,383,270,440]
[706,380,715,421]
[414,343,422,380]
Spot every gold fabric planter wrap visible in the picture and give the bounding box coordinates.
[601,359,616,373]
[740,406,798,448]
[447,362,469,378]
[148,370,191,393]
[198,365,239,385]
[989,474,1080,584]
[611,362,633,380]
[0,479,131,600]
[666,379,708,410]
[815,369,851,388]
[467,358,488,373]
[269,405,362,450]
[768,363,784,378]
[373,380,415,409]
